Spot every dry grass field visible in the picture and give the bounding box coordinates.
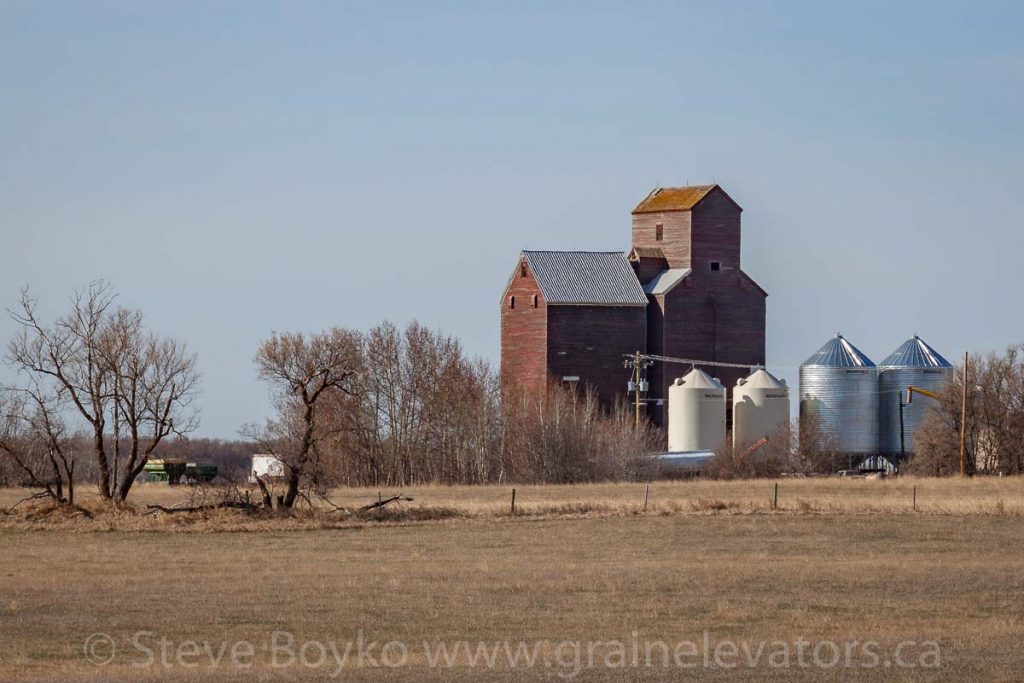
[3,475,1024,528]
[2,478,1024,681]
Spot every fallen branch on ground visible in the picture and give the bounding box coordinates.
[358,494,413,512]
[314,491,352,514]
[140,494,414,516]
[3,491,94,518]
[145,501,261,515]
[2,491,50,514]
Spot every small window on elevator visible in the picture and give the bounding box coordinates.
[508,296,515,309]
[710,261,721,272]
[655,223,664,241]
[531,294,538,308]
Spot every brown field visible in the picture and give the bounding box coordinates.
[2,478,1024,681]
[3,476,1024,528]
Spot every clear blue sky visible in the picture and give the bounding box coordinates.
[1,1,1021,437]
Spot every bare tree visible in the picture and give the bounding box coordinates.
[100,307,200,500]
[0,385,80,505]
[247,328,360,508]
[791,412,841,474]
[907,345,1024,476]
[706,421,793,479]
[905,409,961,476]
[6,282,199,502]
[500,382,658,484]
[243,320,662,489]
[335,321,503,487]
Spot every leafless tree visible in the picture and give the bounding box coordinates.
[500,382,659,484]
[706,421,793,479]
[319,321,503,487]
[791,412,842,474]
[101,307,200,499]
[290,320,652,488]
[6,282,199,502]
[246,328,360,508]
[0,384,81,505]
[244,320,660,489]
[907,344,1024,476]
[906,409,961,476]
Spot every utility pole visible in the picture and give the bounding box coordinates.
[624,351,653,428]
[898,395,906,462]
[960,351,969,477]
[634,352,642,427]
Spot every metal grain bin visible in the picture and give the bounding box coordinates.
[877,336,953,457]
[799,334,878,455]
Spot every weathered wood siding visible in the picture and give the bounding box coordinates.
[647,269,766,426]
[546,305,647,406]
[631,211,692,268]
[690,186,742,272]
[631,254,669,284]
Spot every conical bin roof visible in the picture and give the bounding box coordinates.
[802,334,875,368]
[878,335,952,368]
[736,368,787,389]
[675,368,724,389]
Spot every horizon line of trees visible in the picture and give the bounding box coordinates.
[3,282,1024,508]
[243,320,660,507]
[0,283,658,507]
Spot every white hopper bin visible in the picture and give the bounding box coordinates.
[668,368,726,453]
[733,369,790,450]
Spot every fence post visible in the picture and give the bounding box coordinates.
[644,484,650,511]
[511,488,516,515]
[773,482,779,510]
[913,485,917,511]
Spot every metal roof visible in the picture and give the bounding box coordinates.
[878,335,952,368]
[521,251,648,306]
[643,268,691,296]
[801,334,876,368]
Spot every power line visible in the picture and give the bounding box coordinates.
[625,353,762,370]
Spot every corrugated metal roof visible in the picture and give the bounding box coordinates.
[522,251,647,306]
[878,336,952,368]
[802,334,876,368]
[643,268,691,296]
[632,185,716,213]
